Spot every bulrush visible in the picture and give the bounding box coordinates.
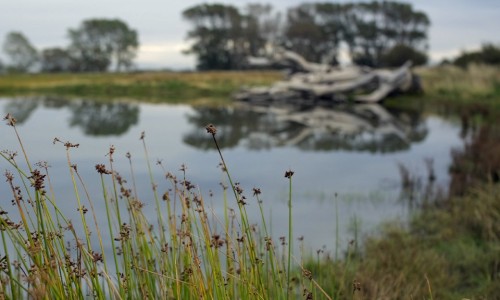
[0,118,335,300]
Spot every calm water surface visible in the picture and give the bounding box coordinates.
[0,97,463,253]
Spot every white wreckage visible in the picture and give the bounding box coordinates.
[235,48,422,103]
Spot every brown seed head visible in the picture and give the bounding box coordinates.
[284,169,294,178]
[4,113,17,126]
[95,164,112,175]
[29,169,46,195]
[205,124,217,135]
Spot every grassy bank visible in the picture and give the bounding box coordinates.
[306,101,500,299]
[0,64,499,105]
[306,183,500,299]
[0,71,282,103]
[415,64,500,103]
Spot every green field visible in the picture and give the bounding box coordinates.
[0,70,282,104]
[1,65,500,105]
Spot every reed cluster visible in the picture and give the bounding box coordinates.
[0,113,333,299]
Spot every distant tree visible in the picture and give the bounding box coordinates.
[182,1,430,70]
[454,43,500,68]
[183,3,247,70]
[0,59,4,74]
[282,1,429,67]
[479,43,500,65]
[2,31,38,72]
[348,1,430,67]
[68,19,139,72]
[380,44,427,67]
[284,3,344,64]
[284,4,325,63]
[40,47,73,73]
[244,3,283,57]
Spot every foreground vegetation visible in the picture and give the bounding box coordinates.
[1,117,331,299]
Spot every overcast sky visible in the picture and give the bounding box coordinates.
[1,0,499,70]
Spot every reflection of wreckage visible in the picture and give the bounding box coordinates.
[235,48,421,103]
[237,103,427,152]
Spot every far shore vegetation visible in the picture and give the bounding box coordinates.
[1,64,500,106]
[0,70,282,104]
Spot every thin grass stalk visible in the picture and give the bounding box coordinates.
[4,117,48,263]
[73,167,111,296]
[205,124,265,295]
[98,172,123,297]
[140,132,167,246]
[255,191,284,297]
[63,147,107,296]
[284,170,294,299]
[335,194,339,261]
[104,145,131,297]
[1,222,21,299]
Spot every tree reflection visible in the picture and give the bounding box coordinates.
[3,97,139,136]
[184,102,427,152]
[3,97,40,124]
[68,100,139,136]
[184,106,276,150]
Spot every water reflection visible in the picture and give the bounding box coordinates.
[68,101,139,136]
[4,97,427,152]
[3,97,139,136]
[0,96,465,255]
[184,103,427,152]
[4,99,39,124]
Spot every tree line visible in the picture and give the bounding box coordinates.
[182,1,431,70]
[451,43,500,68]
[1,1,434,73]
[1,19,138,73]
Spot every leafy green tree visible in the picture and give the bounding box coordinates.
[454,43,500,68]
[380,44,427,67]
[348,1,430,67]
[284,4,325,63]
[182,1,430,69]
[282,1,429,67]
[183,3,246,70]
[68,19,138,72]
[244,3,283,57]
[284,3,345,64]
[2,31,38,72]
[40,47,73,73]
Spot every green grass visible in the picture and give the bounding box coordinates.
[0,71,282,104]
[306,183,500,299]
[415,64,500,103]
[1,64,500,106]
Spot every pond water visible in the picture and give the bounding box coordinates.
[0,96,464,254]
